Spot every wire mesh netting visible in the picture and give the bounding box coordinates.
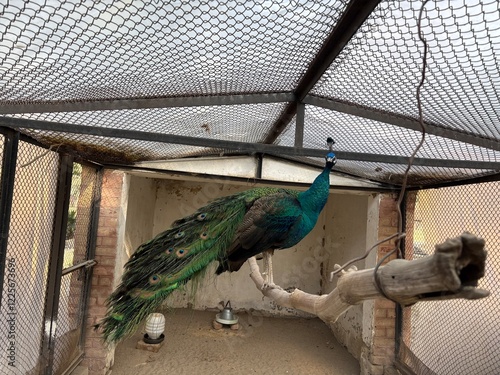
[52,272,86,374]
[0,143,99,374]
[0,140,59,374]
[0,1,348,101]
[52,163,100,374]
[11,102,288,162]
[276,105,500,185]
[65,163,99,267]
[312,0,500,140]
[0,0,498,187]
[0,134,3,191]
[400,182,500,374]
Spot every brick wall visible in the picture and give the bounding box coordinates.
[82,170,126,375]
[362,193,399,375]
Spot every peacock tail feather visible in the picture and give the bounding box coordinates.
[98,187,291,343]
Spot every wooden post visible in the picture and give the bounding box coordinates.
[249,233,489,324]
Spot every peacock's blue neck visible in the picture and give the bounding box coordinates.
[297,166,331,215]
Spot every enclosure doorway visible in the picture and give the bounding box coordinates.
[0,129,101,375]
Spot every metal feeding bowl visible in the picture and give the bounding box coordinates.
[215,301,239,325]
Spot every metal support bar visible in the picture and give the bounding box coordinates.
[407,171,500,190]
[295,0,382,102]
[61,259,97,276]
[263,0,381,143]
[304,95,500,152]
[263,101,297,144]
[78,167,103,349]
[0,129,19,304]
[42,155,74,375]
[256,153,263,180]
[0,93,295,114]
[2,118,499,170]
[295,102,305,148]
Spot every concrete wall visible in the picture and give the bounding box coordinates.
[123,176,156,259]
[322,194,380,362]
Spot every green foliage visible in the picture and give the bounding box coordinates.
[66,209,77,239]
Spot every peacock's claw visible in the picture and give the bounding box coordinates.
[261,282,283,291]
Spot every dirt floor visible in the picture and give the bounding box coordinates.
[111,308,360,375]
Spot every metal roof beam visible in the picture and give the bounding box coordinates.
[305,95,500,152]
[263,0,381,144]
[0,93,294,114]
[2,117,499,170]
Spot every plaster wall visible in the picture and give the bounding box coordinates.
[123,175,157,259]
[322,194,378,361]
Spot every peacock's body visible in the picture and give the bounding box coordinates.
[98,144,336,343]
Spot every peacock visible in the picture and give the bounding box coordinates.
[97,138,337,343]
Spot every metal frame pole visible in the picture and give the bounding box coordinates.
[41,155,74,374]
[78,166,103,349]
[0,129,19,306]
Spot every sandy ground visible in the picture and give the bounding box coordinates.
[111,308,360,375]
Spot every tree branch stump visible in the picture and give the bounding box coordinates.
[249,232,489,324]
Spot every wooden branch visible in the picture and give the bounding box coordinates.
[249,233,489,324]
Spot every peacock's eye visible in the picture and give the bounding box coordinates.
[176,248,188,258]
[197,213,207,221]
[166,247,174,254]
[149,274,161,285]
[200,232,209,240]
[174,231,185,239]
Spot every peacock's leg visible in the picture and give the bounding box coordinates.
[262,250,273,284]
[261,250,281,290]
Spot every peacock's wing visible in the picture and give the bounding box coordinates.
[98,191,251,343]
[218,191,304,272]
[239,191,303,250]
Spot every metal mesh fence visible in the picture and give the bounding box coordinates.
[400,182,500,374]
[312,0,500,141]
[0,140,99,374]
[276,105,500,186]
[52,271,85,375]
[0,140,59,374]
[0,134,3,193]
[66,164,99,267]
[0,1,347,101]
[0,0,499,187]
[12,102,289,163]
[52,163,99,374]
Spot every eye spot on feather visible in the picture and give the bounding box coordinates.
[200,232,209,240]
[174,231,185,239]
[197,213,207,221]
[149,274,161,285]
[111,313,124,321]
[176,248,188,258]
[166,247,174,255]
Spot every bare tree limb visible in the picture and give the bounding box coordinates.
[249,233,489,324]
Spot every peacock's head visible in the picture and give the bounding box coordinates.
[325,137,337,169]
[325,152,337,168]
